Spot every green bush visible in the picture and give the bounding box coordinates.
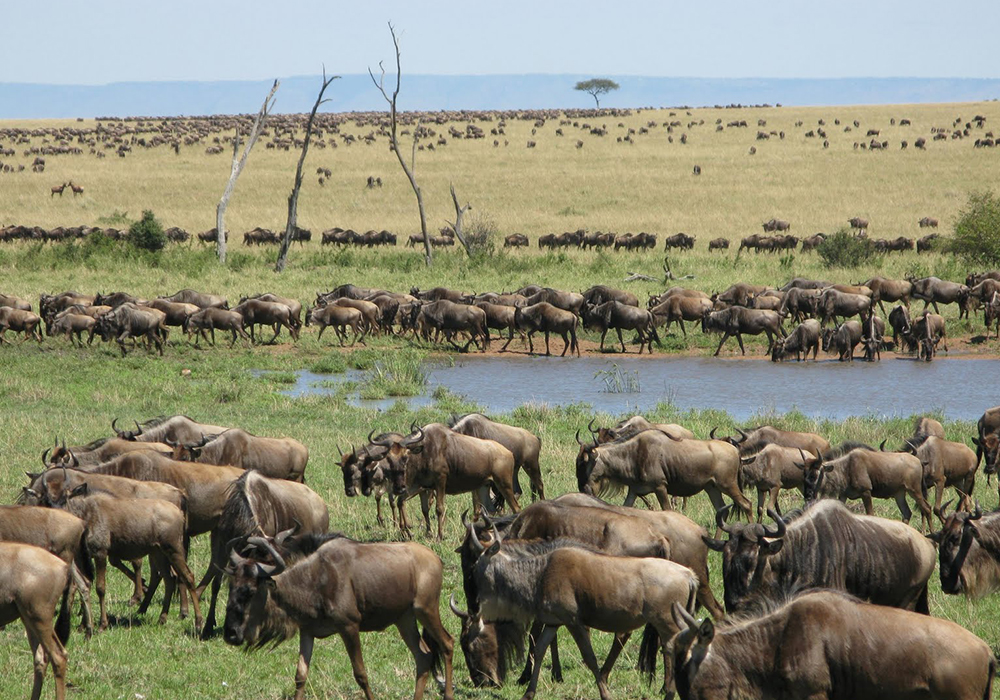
[817,228,879,268]
[950,190,1000,266]
[128,210,166,252]
[463,214,498,257]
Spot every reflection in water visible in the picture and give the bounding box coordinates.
[267,356,997,421]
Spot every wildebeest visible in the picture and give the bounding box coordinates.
[821,320,863,361]
[305,304,366,345]
[581,285,638,308]
[198,471,329,639]
[704,499,935,612]
[503,233,529,248]
[727,425,830,458]
[707,237,729,251]
[0,542,71,700]
[582,300,660,354]
[0,306,43,343]
[524,288,584,314]
[170,428,308,482]
[575,429,752,527]
[474,302,522,351]
[223,534,454,700]
[0,293,31,311]
[94,303,166,355]
[737,444,813,519]
[598,416,695,443]
[770,319,820,361]
[49,312,96,346]
[183,307,251,347]
[930,505,1000,598]
[239,293,302,325]
[911,311,947,360]
[670,590,994,700]
[801,442,933,530]
[468,523,699,700]
[143,298,199,328]
[233,299,300,343]
[116,414,231,445]
[909,276,970,316]
[417,300,489,352]
[917,232,940,252]
[799,232,826,251]
[861,276,912,313]
[375,424,520,539]
[816,288,871,327]
[158,289,228,310]
[712,282,770,307]
[664,232,696,250]
[700,307,785,356]
[761,218,790,232]
[848,216,869,230]
[449,413,544,501]
[513,302,580,357]
[776,286,820,322]
[918,216,939,228]
[650,295,713,337]
[903,435,978,517]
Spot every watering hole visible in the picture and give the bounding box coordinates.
[261,355,999,421]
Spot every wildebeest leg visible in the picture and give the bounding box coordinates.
[68,563,94,639]
[572,328,580,356]
[268,324,281,344]
[565,624,613,700]
[735,332,746,355]
[316,323,326,341]
[420,491,434,537]
[390,494,400,527]
[713,331,731,356]
[340,627,374,700]
[755,488,767,523]
[94,555,109,630]
[27,618,68,700]
[116,330,131,356]
[522,624,559,700]
[598,632,632,684]
[616,327,626,353]
[375,492,385,527]
[861,492,875,516]
[894,492,914,527]
[526,331,535,354]
[434,482,449,540]
[541,330,552,356]
[209,327,217,346]
[911,488,933,533]
[501,326,514,352]
[598,328,608,352]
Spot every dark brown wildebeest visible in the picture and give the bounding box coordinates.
[576,429,751,528]
[503,233,529,248]
[198,471,329,639]
[183,307,251,347]
[410,286,466,303]
[707,237,729,251]
[0,505,94,638]
[821,320,863,361]
[848,216,869,230]
[888,304,913,349]
[700,307,785,356]
[737,444,813,520]
[650,296,714,337]
[0,293,32,311]
[474,302,522,351]
[233,299,300,343]
[49,313,97,346]
[761,218,790,232]
[713,282,770,307]
[911,311,947,360]
[158,289,228,310]
[0,307,43,343]
[917,232,940,252]
[771,319,820,361]
[582,285,638,308]
[903,436,977,517]
[171,428,308,482]
[802,442,933,531]
[861,276,912,313]
[918,216,939,228]
[469,524,698,700]
[817,288,871,327]
[799,232,826,251]
[340,439,400,526]
[537,233,556,249]
[670,589,994,700]
[966,270,1000,289]
[908,276,970,316]
[664,232,696,250]
[581,301,660,354]
[223,533,455,700]
[40,292,96,331]
[705,500,935,612]
[306,304,366,345]
[776,287,821,322]
[513,302,580,357]
[94,303,166,355]
[239,293,303,325]
[449,413,544,501]
[524,288,584,314]
[648,287,711,308]
[930,505,1000,598]
[974,406,1000,472]
[417,300,489,352]
[0,542,71,700]
[375,424,520,539]
[144,299,198,328]
[53,483,202,632]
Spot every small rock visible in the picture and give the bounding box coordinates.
[181,369,192,377]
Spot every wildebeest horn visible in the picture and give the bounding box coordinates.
[735,428,748,443]
[274,524,298,546]
[710,427,718,440]
[402,426,424,447]
[336,444,344,457]
[879,439,887,452]
[939,498,955,517]
[970,502,983,520]
[41,448,51,467]
[672,601,699,631]
[716,504,735,534]
[367,428,381,445]
[449,593,469,620]
[588,418,598,435]
[68,450,79,468]
[482,513,502,545]
[112,417,120,434]
[467,517,485,554]
[246,536,286,576]
[133,420,143,436]
[575,429,584,446]
[762,510,786,539]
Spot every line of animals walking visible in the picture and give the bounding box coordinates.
[6,407,1000,700]
[2,268,998,359]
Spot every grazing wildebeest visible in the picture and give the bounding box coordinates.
[513,302,580,357]
[158,289,228,309]
[183,308,251,347]
[918,216,939,228]
[0,542,71,700]
[170,428,308,482]
[575,429,752,528]
[771,319,820,361]
[223,534,455,700]
[700,307,785,356]
[650,296,714,337]
[704,500,935,612]
[801,442,933,531]
[449,413,545,501]
[670,590,994,700]
[468,523,699,700]
[503,233,529,248]
[582,301,660,354]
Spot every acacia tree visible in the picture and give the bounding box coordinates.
[216,80,279,264]
[574,78,619,108]
[369,22,432,266]
[275,69,339,273]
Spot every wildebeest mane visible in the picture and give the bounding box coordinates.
[78,436,109,451]
[822,440,874,460]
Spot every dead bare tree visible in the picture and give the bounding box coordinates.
[275,69,339,273]
[216,80,279,264]
[369,23,432,266]
[447,183,473,255]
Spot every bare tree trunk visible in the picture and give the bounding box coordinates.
[370,23,432,266]
[447,183,473,256]
[275,70,338,273]
[216,80,279,264]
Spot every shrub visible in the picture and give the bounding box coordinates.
[128,210,166,252]
[463,214,497,257]
[817,228,879,268]
[950,190,1000,266]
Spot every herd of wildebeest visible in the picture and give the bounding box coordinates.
[1,265,998,360]
[7,405,1000,700]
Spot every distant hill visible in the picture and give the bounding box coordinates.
[1,75,998,119]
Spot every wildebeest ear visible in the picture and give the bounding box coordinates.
[972,437,981,446]
[22,487,40,499]
[823,463,835,473]
[701,535,726,552]
[926,530,944,544]
[970,524,982,541]
[697,619,715,644]
[69,483,88,498]
[486,540,500,557]
[24,471,40,481]
[761,539,784,556]
[409,445,424,454]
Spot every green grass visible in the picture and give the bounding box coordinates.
[1,345,999,698]
[358,351,429,399]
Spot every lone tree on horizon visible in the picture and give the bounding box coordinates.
[575,78,619,108]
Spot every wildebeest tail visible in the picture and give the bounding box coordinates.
[55,576,72,646]
[637,624,660,681]
[421,626,445,679]
[76,527,95,582]
[985,656,996,700]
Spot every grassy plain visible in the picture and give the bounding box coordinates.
[1,100,1000,698]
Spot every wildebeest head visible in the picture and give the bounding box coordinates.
[372,425,424,495]
[338,444,364,497]
[449,593,504,687]
[972,433,1000,475]
[928,502,983,595]
[574,428,601,494]
[703,506,786,612]
[223,536,287,647]
[671,602,715,699]
[168,433,212,461]
[800,452,834,501]
[112,417,143,441]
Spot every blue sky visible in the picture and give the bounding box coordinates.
[3,0,997,84]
